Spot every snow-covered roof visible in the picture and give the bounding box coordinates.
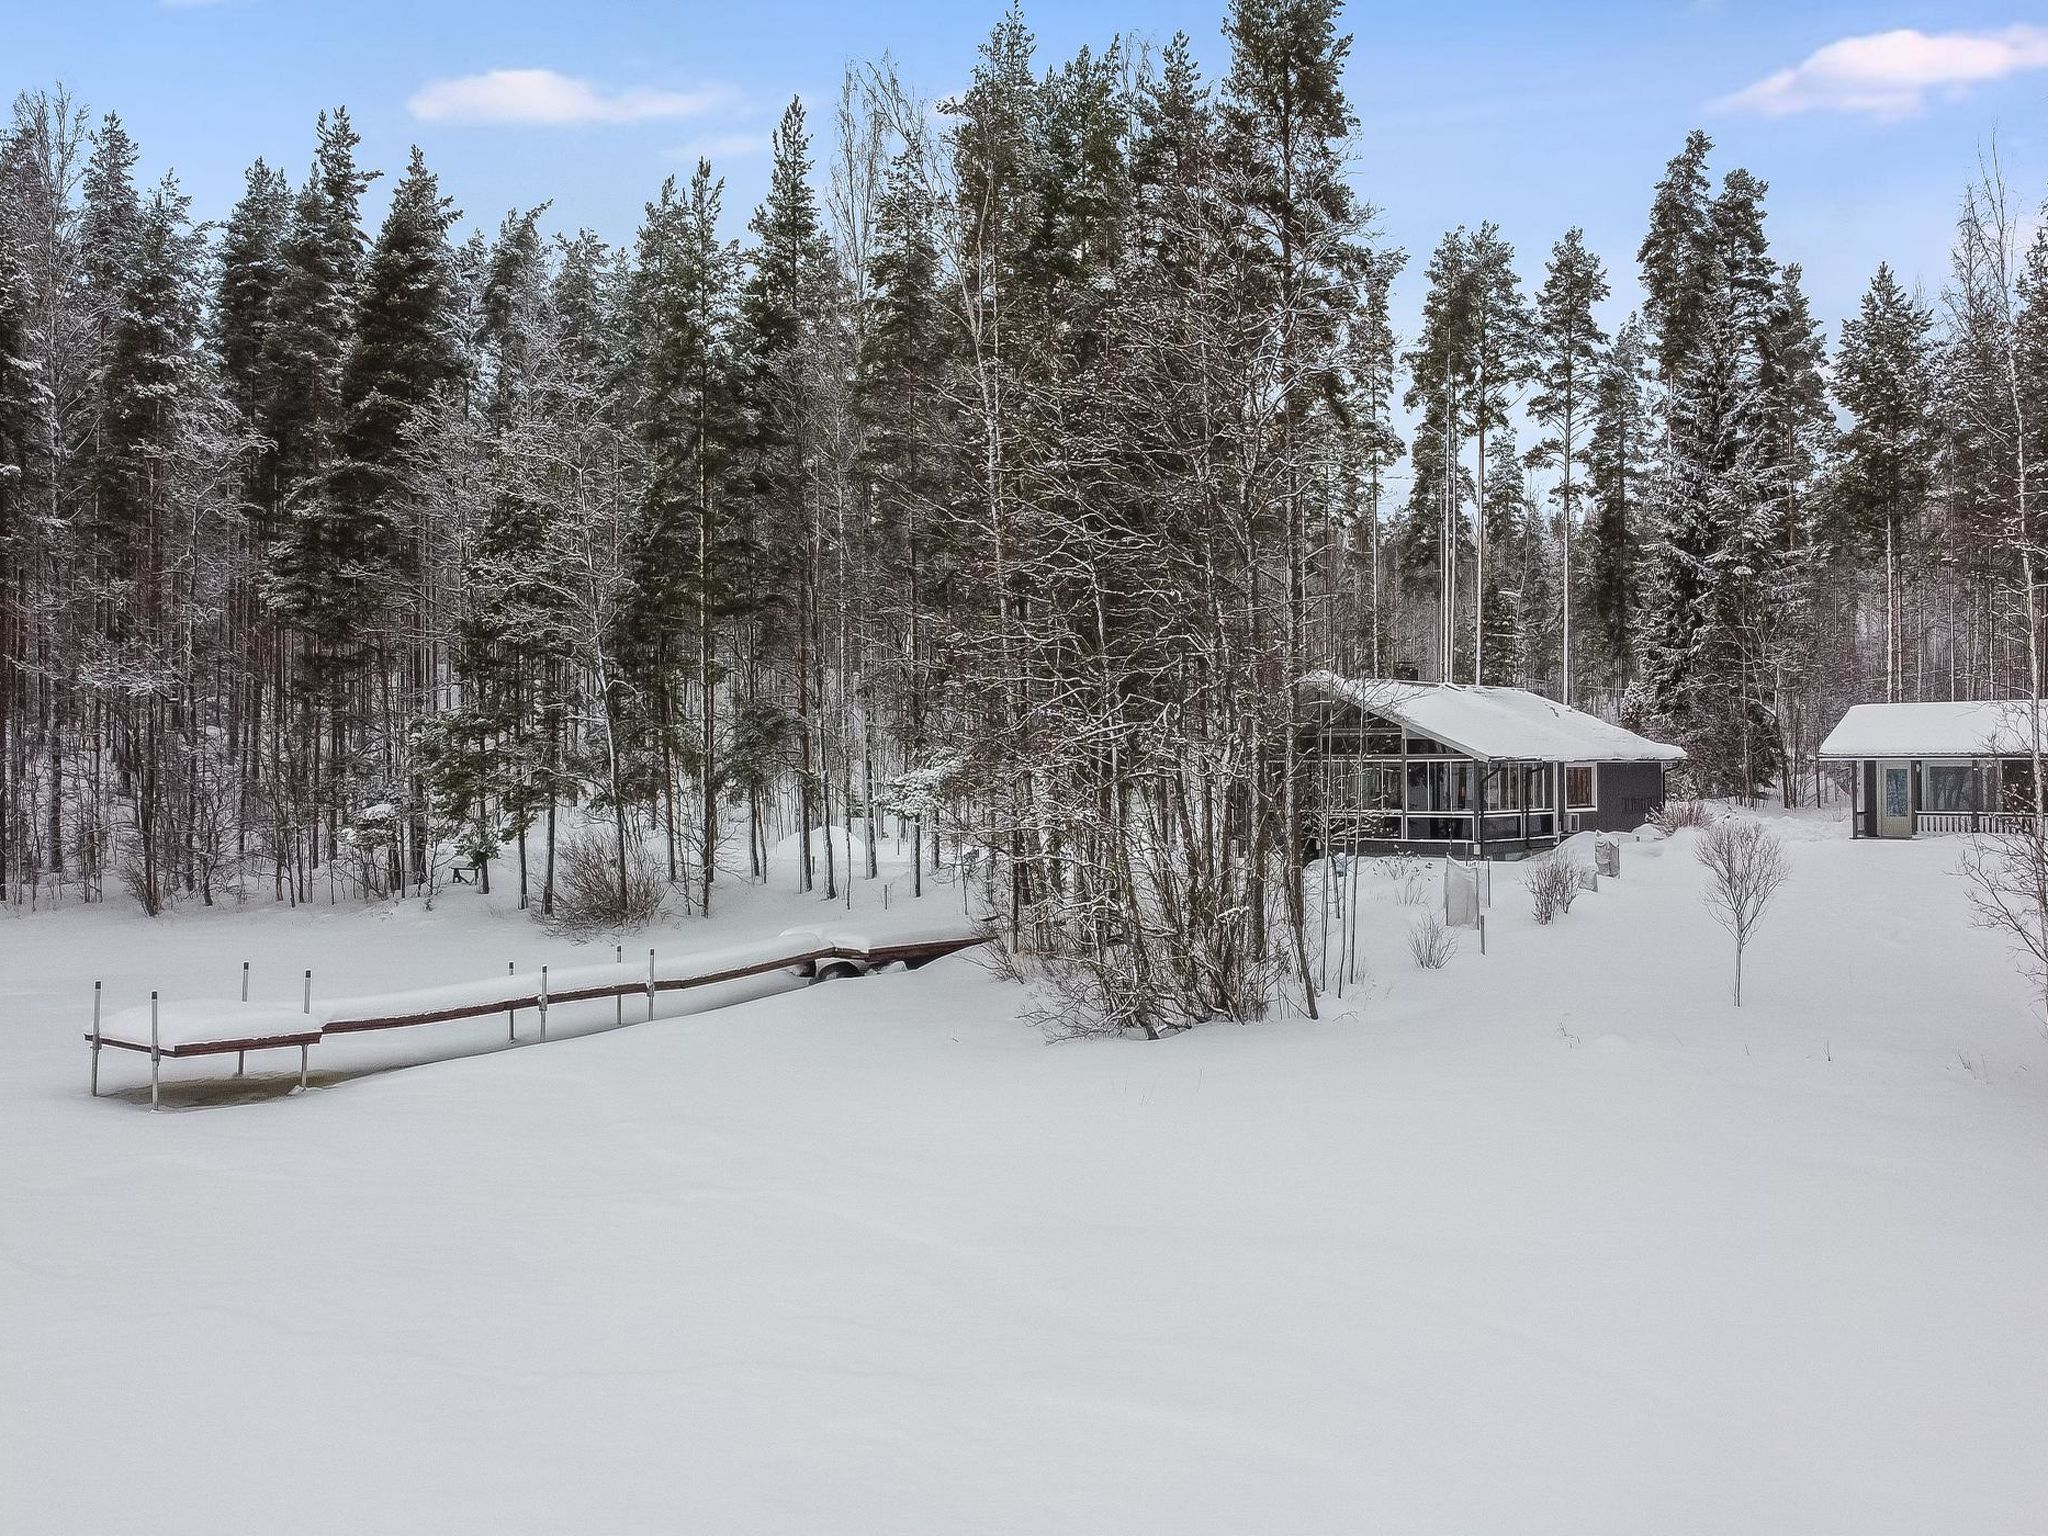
[1303,673,1686,763]
[1818,700,2046,760]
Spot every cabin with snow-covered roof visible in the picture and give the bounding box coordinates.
[1300,674,1685,858]
[1819,700,2045,839]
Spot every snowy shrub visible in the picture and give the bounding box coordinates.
[544,828,666,937]
[1526,850,1585,924]
[117,836,165,918]
[1407,912,1457,969]
[1652,799,1715,834]
[1377,855,1430,906]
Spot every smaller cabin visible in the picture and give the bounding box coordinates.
[1819,700,2045,839]
[1301,674,1685,858]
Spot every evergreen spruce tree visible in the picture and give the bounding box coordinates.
[857,151,956,890]
[614,161,742,902]
[97,175,200,572]
[216,159,290,430]
[77,113,143,543]
[260,109,377,638]
[1585,314,1653,691]
[1637,128,1714,383]
[328,146,460,585]
[1835,263,1936,699]
[738,101,838,902]
[1640,274,1784,793]
[78,112,141,337]
[1479,434,1531,685]
[94,175,205,909]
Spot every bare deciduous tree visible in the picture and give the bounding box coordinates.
[1695,819,1790,1006]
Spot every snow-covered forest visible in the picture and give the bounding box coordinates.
[2,0,2045,1026]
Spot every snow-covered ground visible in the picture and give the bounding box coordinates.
[3,815,2045,1534]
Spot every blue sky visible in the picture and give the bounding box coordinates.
[10,1,2048,345]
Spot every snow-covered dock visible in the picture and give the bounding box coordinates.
[86,918,991,1108]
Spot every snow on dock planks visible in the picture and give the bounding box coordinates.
[85,918,992,1110]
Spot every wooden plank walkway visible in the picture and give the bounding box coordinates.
[87,921,990,1109]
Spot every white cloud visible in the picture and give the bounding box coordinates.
[1714,24,2048,119]
[408,69,735,127]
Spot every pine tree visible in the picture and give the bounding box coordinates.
[1344,244,1405,675]
[1459,221,1532,683]
[0,201,28,898]
[1221,0,1371,1013]
[1526,227,1609,702]
[1401,226,1475,672]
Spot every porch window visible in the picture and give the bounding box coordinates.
[1565,763,1595,810]
[1484,763,1524,811]
[1923,763,1976,814]
[1525,764,1553,809]
[2004,759,2038,810]
[1317,759,1400,813]
[1406,760,1473,813]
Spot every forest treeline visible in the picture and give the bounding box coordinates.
[2,0,2045,1030]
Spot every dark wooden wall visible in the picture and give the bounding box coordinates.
[1588,761,1668,832]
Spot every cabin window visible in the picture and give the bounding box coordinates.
[1565,764,1596,810]
[1923,763,1976,814]
[1317,760,1399,812]
[1525,764,1553,808]
[1404,736,1454,756]
[1406,760,1473,814]
[2002,759,2038,810]
[1485,763,1524,811]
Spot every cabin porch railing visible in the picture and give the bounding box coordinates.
[1913,810,2048,837]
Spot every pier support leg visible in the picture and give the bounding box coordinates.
[150,991,161,1113]
[300,1044,308,1091]
[90,980,102,1098]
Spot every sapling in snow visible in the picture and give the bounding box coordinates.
[1695,820,1790,1006]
